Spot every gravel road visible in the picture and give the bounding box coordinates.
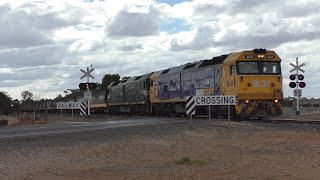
[1,115,320,180]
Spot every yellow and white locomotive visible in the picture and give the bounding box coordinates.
[220,49,283,118]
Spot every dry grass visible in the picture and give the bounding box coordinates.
[174,157,209,166]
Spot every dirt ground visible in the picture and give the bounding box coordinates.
[8,116,318,180]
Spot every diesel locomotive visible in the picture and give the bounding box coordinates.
[106,49,283,119]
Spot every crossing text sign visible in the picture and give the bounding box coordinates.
[57,102,82,109]
[194,95,236,106]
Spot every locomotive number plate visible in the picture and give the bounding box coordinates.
[253,80,270,88]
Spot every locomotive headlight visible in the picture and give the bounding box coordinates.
[245,100,249,103]
[274,99,278,103]
[257,55,264,58]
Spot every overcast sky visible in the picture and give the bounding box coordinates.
[0,0,319,100]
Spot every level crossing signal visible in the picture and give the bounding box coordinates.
[79,82,97,90]
[289,74,306,88]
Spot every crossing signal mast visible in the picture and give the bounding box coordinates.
[289,57,306,115]
[79,65,96,116]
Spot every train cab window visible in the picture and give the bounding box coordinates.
[151,80,153,87]
[230,65,236,75]
[238,62,259,74]
[237,61,281,75]
[262,62,281,74]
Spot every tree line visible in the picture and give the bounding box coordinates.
[0,74,123,114]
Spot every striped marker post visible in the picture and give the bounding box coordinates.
[186,96,195,121]
[80,102,87,116]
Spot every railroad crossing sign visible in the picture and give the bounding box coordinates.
[289,57,306,116]
[80,65,95,116]
[80,67,95,80]
[289,62,305,73]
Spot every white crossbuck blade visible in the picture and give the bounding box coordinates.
[289,63,305,73]
[80,68,95,80]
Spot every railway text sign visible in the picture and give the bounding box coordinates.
[194,95,236,106]
[57,102,82,109]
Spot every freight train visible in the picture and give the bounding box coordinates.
[106,49,284,119]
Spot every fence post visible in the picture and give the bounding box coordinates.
[208,105,211,122]
[33,110,36,123]
[228,105,230,121]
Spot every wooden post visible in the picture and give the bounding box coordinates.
[209,105,211,122]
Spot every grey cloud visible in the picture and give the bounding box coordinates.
[170,25,216,51]
[229,0,280,14]
[119,41,143,51]
[1,80,31,88]
[0,66,59,88]
[216,30,320,50]
[193,2,225,16]
[277,2,320,18]
[0,3,83,48]
[0,45,66,68]
[106,6,160,37]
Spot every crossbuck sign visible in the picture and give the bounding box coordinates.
[80,67,95,80]
[289,62,305,73]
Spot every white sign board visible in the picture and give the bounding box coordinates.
[84,91,92,100]
[194,95,236,106]
[57,102,82,109]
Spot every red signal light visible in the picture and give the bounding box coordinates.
[299,82,306,88]
[88,83,97,89]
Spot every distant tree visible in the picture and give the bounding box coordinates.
[100,74,120,90]
[11,99,20,110]
[33,94,42,101]
[0,91,12,115]
[122,76,131,80]
[54,94,64,101]
[21,91,33,101]
[65,89,82,102]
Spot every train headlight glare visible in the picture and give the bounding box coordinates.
[258,55,264,58]
[275,99,278,103]
[245,100,249,103]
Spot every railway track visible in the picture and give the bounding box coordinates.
[243,118,320,124]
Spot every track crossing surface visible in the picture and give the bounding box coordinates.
[0,118,185,139]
